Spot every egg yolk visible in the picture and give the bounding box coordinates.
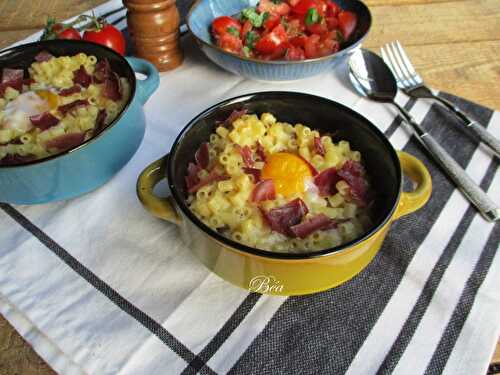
[261,152,312,197]
[36,90,59,110]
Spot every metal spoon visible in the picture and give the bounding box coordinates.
[348,48,499,222]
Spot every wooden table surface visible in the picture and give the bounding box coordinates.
[0,0,499,373]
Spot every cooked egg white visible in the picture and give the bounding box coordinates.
[2,91,51,133]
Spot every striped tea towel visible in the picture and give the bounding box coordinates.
[0,1,499,374]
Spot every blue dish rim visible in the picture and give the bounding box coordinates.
[186,0,372,65]
[0,40,136,169]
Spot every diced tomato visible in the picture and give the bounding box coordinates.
[304,34,320,58]
[255,24,288,55]
[218,33,243,53]
[285,46,306,60]
[303,33,338,58]
[322,30,340,43]
[264,12,281,32]
[210,0,354,61]
[212,16,242,36]
[289,35,307,48]
[326,1,341,17]
[317,37,338,57]
[338,10,357,39]
[292,0,321,15]
[325,16,339,30]
[315,0,328,16]
[241,20,253,40]
[257,0,291,16]
[261,42,289,60]
[306,19,328,34]
[285,18,306,36]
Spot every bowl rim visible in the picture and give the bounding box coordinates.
[167,91,402,260]
[0,39,136,169]
[186,0,372,65]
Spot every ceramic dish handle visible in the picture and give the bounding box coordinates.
[394,151,433,219]
[126,57,160,105]
[136,154,181,224]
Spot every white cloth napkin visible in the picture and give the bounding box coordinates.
[1,1,499,374]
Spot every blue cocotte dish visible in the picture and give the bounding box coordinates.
[187,0,372,81]
[0,40,159,204]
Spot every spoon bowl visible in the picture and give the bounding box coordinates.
[348,48,499,222]
[348,48,398,102]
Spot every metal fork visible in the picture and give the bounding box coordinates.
[381,41,500,158]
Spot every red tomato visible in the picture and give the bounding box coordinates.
[218,33,243,53]
[317,37,338,56]
[262,43,289,60]
[288,0,301,6]
[42,21,81,41]
[56,27,81,40]
[325,16,339,30]
[241,20,253,40]
[292,0,321,15]
[338,11,357,39]
[326,1,341,17]
[322,30,340,42]
[307,19,328,34]
[258,0,291,16]
[315,0,328,16]
[285,18,306,36]
[83,24,126,55]
[264,13,281,32]
[304,33,337,58]
[255,24,288,55]
[285,46,305,60]
[289,35,307,48]
[304,34,320,58]
[211,16,242,36]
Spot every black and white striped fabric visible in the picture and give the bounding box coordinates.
[1,1,498,374]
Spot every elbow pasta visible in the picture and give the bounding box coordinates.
[0,53,129,165]
[186,112,374,253]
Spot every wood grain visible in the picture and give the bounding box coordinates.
[493,341,500,363]
[0,0,499,373]
[363,0,500,108]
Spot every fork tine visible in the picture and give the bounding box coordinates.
[392,41,422,86]
[380,46,401,86]
[394,41,421,83]
[380,47,394,75]
[384,42,411,89]
[389,41,418,87]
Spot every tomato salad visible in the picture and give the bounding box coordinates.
[210,0,357,61]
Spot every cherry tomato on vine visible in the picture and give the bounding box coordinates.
[53,25,82,40]
[41,18,81,41]
[83,23,126,55]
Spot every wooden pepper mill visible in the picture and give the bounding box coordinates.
[123,0,184,71]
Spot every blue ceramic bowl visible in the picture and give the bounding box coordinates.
[187,0,372,81]
[0,40,159,204]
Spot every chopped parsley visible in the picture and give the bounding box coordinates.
[336,30,345,43]
[242,46,252,57]
[227,26,240,37]
[280,15,289,28]
[271,0,283,4]
[245,30,260,49]
[241,7,270,28]
[305,8,320,26]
